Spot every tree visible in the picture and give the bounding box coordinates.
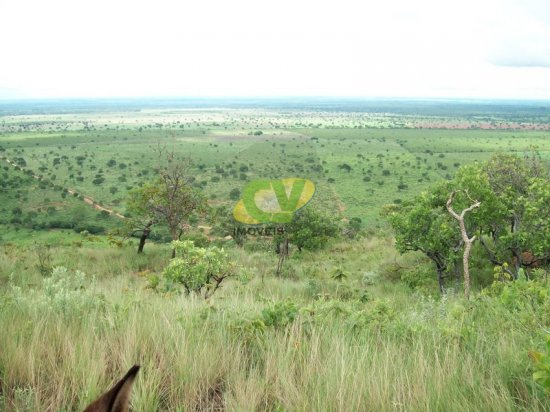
[273,207,339,276]
[383,190,461,293]
[285,207,339,252]
[446,190,480,299]
[523,177,550,260]
[339,163,352,173]
[125,146,205,255]
[229,188,241,201]
[386,154,550,295]
[343,217,362,239]
[479,152,547,278]
[126,184,159,254]
[384,163,495,293]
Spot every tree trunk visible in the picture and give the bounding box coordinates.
[169,227,186,259]
[136,221,153,254]
[137,230,149,254]
[436,263,445,294]
[427,251,446,294]
[460,237,475,299]
[446,190,481,300]
[170,230,181,259]
[276,238,289,276]
[479,235,516,279]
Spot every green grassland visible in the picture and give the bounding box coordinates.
[1,103,550,410]
[1,111,549,228]
[0,163,120,238]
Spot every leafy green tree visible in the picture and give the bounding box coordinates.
[479,152,548,278]
[125,184,159,253]
[343,217,362,239]
[92,177,105,185]
[521,177,550,261]
[273,207,339,275]
[229,188,241,201]
[383,189,461,293]
[385,163,497,293]
[386,155,550,294]
[285,207,339,252]
[126,176,204,254]
[125,148,205,254]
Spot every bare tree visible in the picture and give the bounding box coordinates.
[446,190,480,299]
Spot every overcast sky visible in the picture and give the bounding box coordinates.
[1,0,549,100]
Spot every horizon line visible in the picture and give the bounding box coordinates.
[1,95,550,103]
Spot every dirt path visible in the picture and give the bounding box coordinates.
[1,156,126,220]
[329,186,346,213]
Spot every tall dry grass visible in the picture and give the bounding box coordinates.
[0,238,548,410]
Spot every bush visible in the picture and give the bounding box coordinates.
[531,336,550,394]
[281,207,340,252]
[180,232,211,248]
[73,224,105,235]
[261,300,298,328]
[7,267,104,316]
[399,264,438,293]
[163,240,236,298]
[229,188,241,201]
[483,272,549,312]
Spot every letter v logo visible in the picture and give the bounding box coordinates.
[233,178,315,224]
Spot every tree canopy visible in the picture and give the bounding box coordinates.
[385,152,550,294]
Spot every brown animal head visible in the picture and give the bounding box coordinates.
[84,365,140,412]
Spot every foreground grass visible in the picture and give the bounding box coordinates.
[0,239,549,411]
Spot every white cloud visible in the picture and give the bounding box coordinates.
[0,0,549,99]
[485,0,550,68]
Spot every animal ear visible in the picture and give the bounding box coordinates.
[84,365,140,412]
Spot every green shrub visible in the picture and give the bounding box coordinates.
[162,240,235,298]
[7,267,104,317]
[400,263,438,293]
[180,232,211,248]
[261,300,298,328]
[530,336,550,394]
[483,272,549,312]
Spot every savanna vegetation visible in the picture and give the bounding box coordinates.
[1,99,550,411]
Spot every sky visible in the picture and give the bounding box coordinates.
[1,0,549,100]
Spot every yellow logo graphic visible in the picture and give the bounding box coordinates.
[233,178,316,224]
